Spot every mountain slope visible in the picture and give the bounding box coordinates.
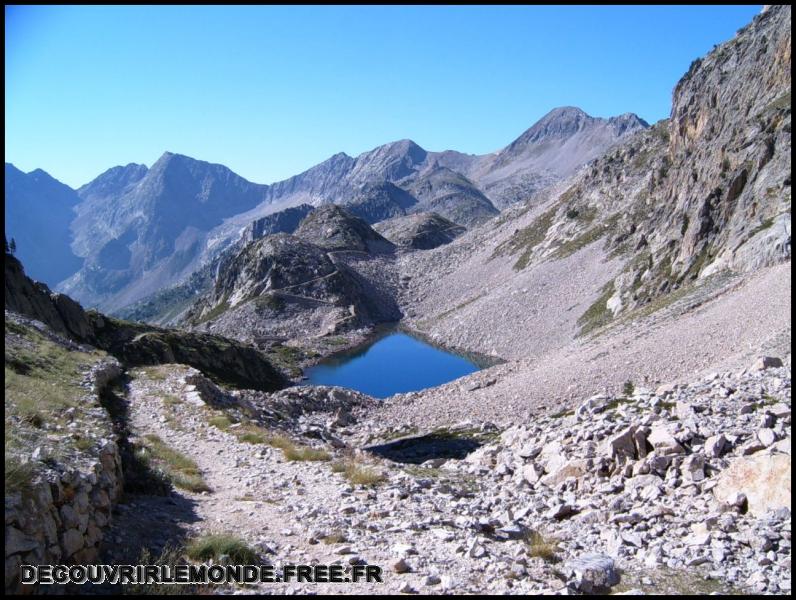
[400,4,791,364]
[4,163,84,287]
[465,108,649,208]
[9,106,646,315]
[62,152,269,309]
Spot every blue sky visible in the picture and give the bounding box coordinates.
[6,5,762,189]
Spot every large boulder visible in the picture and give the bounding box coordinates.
[713,454,791,516]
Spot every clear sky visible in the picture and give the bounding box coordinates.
[6,4,762,189]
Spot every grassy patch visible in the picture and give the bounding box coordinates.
[622,381,635,396]
[186,534,259,564]
[264,432,330,461]
[5,318,111,457]
[605,397,635,411]
[629,279,696,321]
[576,279,615,337]
[193,293,231,325]
[321,532,348,545]
[335,461,386,487]
[135,434,211,493]
[5,320,103,425]
[5,454,36,496]
[283,445,331,462]
[207,414,233,431]
[551,224,608,259]
[405,465,442,479]
[230,424,272,445]
[492,204,558,270]
[522,530,559,563]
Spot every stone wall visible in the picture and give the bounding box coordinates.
[4,360,124,595]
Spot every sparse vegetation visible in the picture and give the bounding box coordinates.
[123,545,207,595]
[334,461,386,487]
[436,293,485,321]
[5,454,36,496]
[522,529,559,563]
[135,434,211,493]
[622,381,635,396]
[208,414,233,431]
[263,432,331,461]
[193,293,231,325]
[551,224,608,259]
[186,533,259,564]
[283,444,331,462]
[551,408,574,419]
[577,279,616,336]
[321,531,348,545]
[5,317,109,455]
[492,204,558,270]
[253,293,285,312]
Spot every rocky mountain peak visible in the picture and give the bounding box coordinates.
[521,106,595,143]
[607,113,650,135]
[76,163,149,203]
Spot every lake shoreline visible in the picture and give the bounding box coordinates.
[301,324,501,398]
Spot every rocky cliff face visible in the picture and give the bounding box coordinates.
[244,204,314,241]
[492,5,791,321]
[5,253,287,391]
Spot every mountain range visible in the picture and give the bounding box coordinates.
[5,106,647,312]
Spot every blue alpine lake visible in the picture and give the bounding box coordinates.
[304,331,482,398]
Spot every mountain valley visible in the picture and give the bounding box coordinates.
[4,5,792,596]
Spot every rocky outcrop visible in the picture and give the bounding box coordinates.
[184,232,401,341]
[294,205,395,254]
[5,253,287,392]
[714,453,791,517]
[375,212,466,250]
[244,204,314,241]
[342,181,418,224]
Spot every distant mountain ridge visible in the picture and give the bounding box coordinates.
[4,163,84,286]
[5,106,648,311]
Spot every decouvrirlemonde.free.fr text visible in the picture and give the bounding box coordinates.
[21,563,384,585]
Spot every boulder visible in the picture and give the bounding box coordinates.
[604,425,637,460]
[648,426,685,455]
[752,356,784,371]
[714,454,791,516]
[564,554,619,593]
[541,459,590,487]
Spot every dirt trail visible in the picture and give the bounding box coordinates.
[98,366,510,595]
